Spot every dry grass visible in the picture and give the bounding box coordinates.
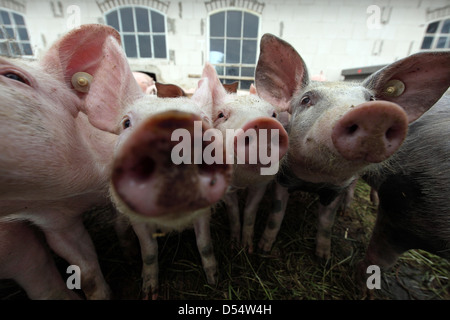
[1,180,449,300]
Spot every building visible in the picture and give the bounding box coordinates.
[0,0,449,90]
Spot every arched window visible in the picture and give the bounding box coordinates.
[0,9,32,57]
[208,10,259,90]
[421,18,450,50]
[105,6,167,59]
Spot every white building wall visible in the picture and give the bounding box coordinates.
[3,0,449,89]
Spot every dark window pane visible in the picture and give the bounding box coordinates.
[135,8,150,32]
[153,35,166,58]
[210,12,225,37]
[421,36,433,49]
[123,35,137,57]
[12,13,24,25]
[426,21,439,34]
[226,66,239,77]
[1,11,11,25]
[242,40,257,64]
[243,13,258,38]
[106,11,120,31]
[139,35,152,57]
[5,27,14,39]
[22,43,32,55]
[241,67,255,77]
[151,11,165,33]
[441,19,450,34]
[226,11,242,37]
[17,28,28,41]
[226,39,240,63]
[240,80,252,90]
[120,8,135,32]
[437,36,447,48]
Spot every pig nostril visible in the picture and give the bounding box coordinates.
[245,136,251,146]
[346,124,359,135]
[385,126,399,141]
[130,156,155,182]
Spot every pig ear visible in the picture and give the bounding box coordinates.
[363,51,450,123]
[249,83,257,95]
[156,82,186,98]
[223,81,238,93]
[202,62,228,107]
[41,24,142,133]
[255,33,309,113]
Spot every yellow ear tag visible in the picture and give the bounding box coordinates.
[382,79,405,97]
[71,72,93,93]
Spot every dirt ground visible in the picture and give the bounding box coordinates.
[1,180,449,300]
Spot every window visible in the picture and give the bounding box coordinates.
[421,18,450,50]
[209,10,259,90]
[0,9,33,57]
[105,6,167,59]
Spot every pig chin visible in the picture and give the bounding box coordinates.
[108,185,210,231]
[285,137,367,186]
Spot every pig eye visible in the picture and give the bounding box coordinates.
[122,118,131,130]
[3,72,28,85]
[369,95,376,101]
[218,112,225,119]
[272,112,277,118]
[300,95,312,106]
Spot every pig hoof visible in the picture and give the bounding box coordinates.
[141,287,159,300]
[315,246,331,260]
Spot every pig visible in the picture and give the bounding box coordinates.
[202,63,290,253]
[255,33,450,259]
[0,221,79,299]
[110,77,231,299]
[0,25,123,299]
[0,24,231,300]
[357,95,450,287]
[133,71,157,95]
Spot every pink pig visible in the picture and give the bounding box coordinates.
[201,63,289,253]
[0,24,231,299]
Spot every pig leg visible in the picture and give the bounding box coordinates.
[315,192,346,259]
[0,221,79,300]
[258,183,289,253]
[370,188,380,206]
[342,179,358,214]
[43,214,111,300]
[241,184,269,254]
[130,221,159,300]
[193,209,217,285]
[222,191,241,247]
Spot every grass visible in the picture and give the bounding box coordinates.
[1,180,449,300]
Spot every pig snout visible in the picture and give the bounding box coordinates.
[111,110,231,219]
[331,101,409,163]
[234,117,289,165]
